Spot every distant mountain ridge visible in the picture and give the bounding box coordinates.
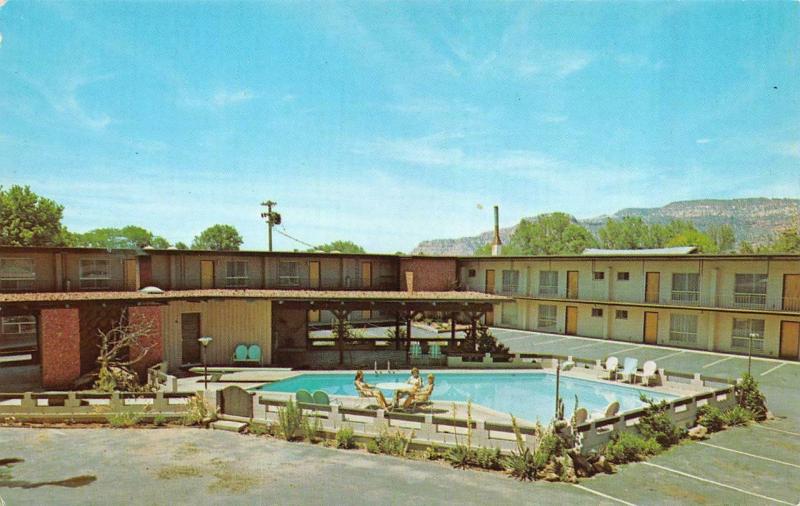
[411,198,800,256]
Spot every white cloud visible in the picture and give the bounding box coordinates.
[179,87,257,110]
[212,89,255,107]
[775,141,800,158]
[696,138,712,144]
[539,114,568,124]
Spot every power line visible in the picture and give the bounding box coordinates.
[274,226,317,250]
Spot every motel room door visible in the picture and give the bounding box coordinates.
[309,261,321,289]
[643,312,659,345]
[181,313,202,365]
[200,261,214,289]
[783,275,800,311]
[567,271,579,299]
[484,270,496,325]
[361,262,372,289]
[645,272,660,303]
[124,259,138,291]
[780,321,800,360]
[565,306,578,335]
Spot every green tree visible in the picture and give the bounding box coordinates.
[308,240,366,254]
[174,241,189,250]
[764,228,800,253]
[665,228,718,252]
[507,213,597,255]
[0,185,69,246]
[71,225,171,249]
[191,224,243,251]
[738,241,755,254]
[598,216,654,249]
[706,224,736,252]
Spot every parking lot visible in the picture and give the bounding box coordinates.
[494,327,800,505]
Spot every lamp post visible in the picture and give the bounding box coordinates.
[554,358,562,420]
[198,336,213,390]
[747,332,757,376]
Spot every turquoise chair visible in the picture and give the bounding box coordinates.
[619,357,639,383]
[429,343,442,360]
[312,390,331,405]
[232,344,248,363]
[247,344,262,365]
[410,343,422,359]
[296,389,314,405]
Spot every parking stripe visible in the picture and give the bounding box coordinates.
[641,462,793,504]
[761,363,788,377]
[568,341,605,351]
[535,337,573,346]
[653,350,685,362]
[753,424,800,437]
[702,356,735,369]
[697,442,800,469]
[611,345,643,355]
[572,484,636,506]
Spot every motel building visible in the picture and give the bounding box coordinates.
[0,245,798,391]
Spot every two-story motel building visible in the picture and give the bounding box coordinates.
[0,245,798,391]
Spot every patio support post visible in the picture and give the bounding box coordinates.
[333,309,349,366]
[395,313,401,351]
[406,310,413,364]
[450,313,456,351]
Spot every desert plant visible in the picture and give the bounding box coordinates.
[696,405,725,432]
[637,395,683,448]
[604,432,661,464]
[301,413,323,443]
[720,405,753,427]
[365,439,380,454]
[473,446,503,470]
[183,393,213,426]
[335,426,356,449]
[107,411,143,428]
[445,444,472,469]
[503,415,537,481]
[153,413,168,426]
[423,446,443,461]
[374,429,414,457]
[277,399,303,441]
[736,373,768,421]
[248,423,271,436]
[534,431,565,469]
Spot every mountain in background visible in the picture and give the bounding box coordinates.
[411,198,800,255]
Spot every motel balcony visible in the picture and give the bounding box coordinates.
[220,274,400,291]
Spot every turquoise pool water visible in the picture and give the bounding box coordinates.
[255,372,675,421]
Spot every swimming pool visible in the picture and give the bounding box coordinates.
[255,371,675,422]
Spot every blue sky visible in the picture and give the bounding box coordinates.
[1,1,798,253]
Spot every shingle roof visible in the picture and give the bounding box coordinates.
[0,289,509,305]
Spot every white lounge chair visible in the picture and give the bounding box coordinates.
[619,357,639,383]
[591,400,620,421]
[598,356,619,380]
[639,360,659,386]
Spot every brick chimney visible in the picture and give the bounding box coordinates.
[491,205,502,256]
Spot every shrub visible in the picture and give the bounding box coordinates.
[301,414,322,443]
[604,432,661,464]
[535,432,565,469]
[277,400,303,441]
[107,411,143,428]
[638,395,683,448]
[736,373,768,421]
[248,423,271,436]
[423,446,443,461]
[503,416,537,481]
[720,405,753,427]
[374,429,414,457]
[473,447,503,470]
[696,405,725,432]
[335,427,356,449]
[365,439,380,454]
[153,413,168,426]
[445,445,472,469]
[183,394,213,426]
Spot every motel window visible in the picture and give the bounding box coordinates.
[225,261,248,288]
[617,272,630,281]
[0,258,35,291]
[79,259,110,289]
[501,303,518,326]
[591,308,603,317]
[0,315,38,354]
[278,261,300,287]
[669,314,698,344]
[733,274,768,308]
[502,270,520,294]
[731,318,765,351]
[671,273,700,303]
[539,271,558,296]
[592,271,605,281]
[615,310,628,320]
[468,269,476,278]
[537,305,557,329]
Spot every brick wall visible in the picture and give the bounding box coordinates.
[399,258,458,292]
[128,305,163,379]
[40,307,81,389]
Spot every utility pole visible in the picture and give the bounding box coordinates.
[260,201,281,252]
